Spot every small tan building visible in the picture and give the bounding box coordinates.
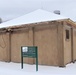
[0,9,76,67]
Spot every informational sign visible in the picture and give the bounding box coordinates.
[21,46,38,71]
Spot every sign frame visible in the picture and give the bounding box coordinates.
[21,46,38,71]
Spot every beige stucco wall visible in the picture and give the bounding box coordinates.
[72,28,76,61]
[0,22,65,66]
[10,23,62,66]
[34,24,59,66]
[0,21,74,66]
[0,33,9,61]
[11,28,34,64]
[63,25,72,65]
[11,30,29,63]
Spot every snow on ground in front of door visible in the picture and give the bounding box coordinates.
[0,62,76,75]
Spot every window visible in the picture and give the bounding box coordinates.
[66,30,69,39]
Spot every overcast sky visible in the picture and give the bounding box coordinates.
[0,0,76,21]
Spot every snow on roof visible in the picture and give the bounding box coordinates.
[0,9,68,28]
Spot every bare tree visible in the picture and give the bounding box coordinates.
[0,18,2,23]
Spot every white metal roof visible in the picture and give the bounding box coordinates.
[0,9,68,28]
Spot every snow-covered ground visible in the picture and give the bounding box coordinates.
[0,62,76,75]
